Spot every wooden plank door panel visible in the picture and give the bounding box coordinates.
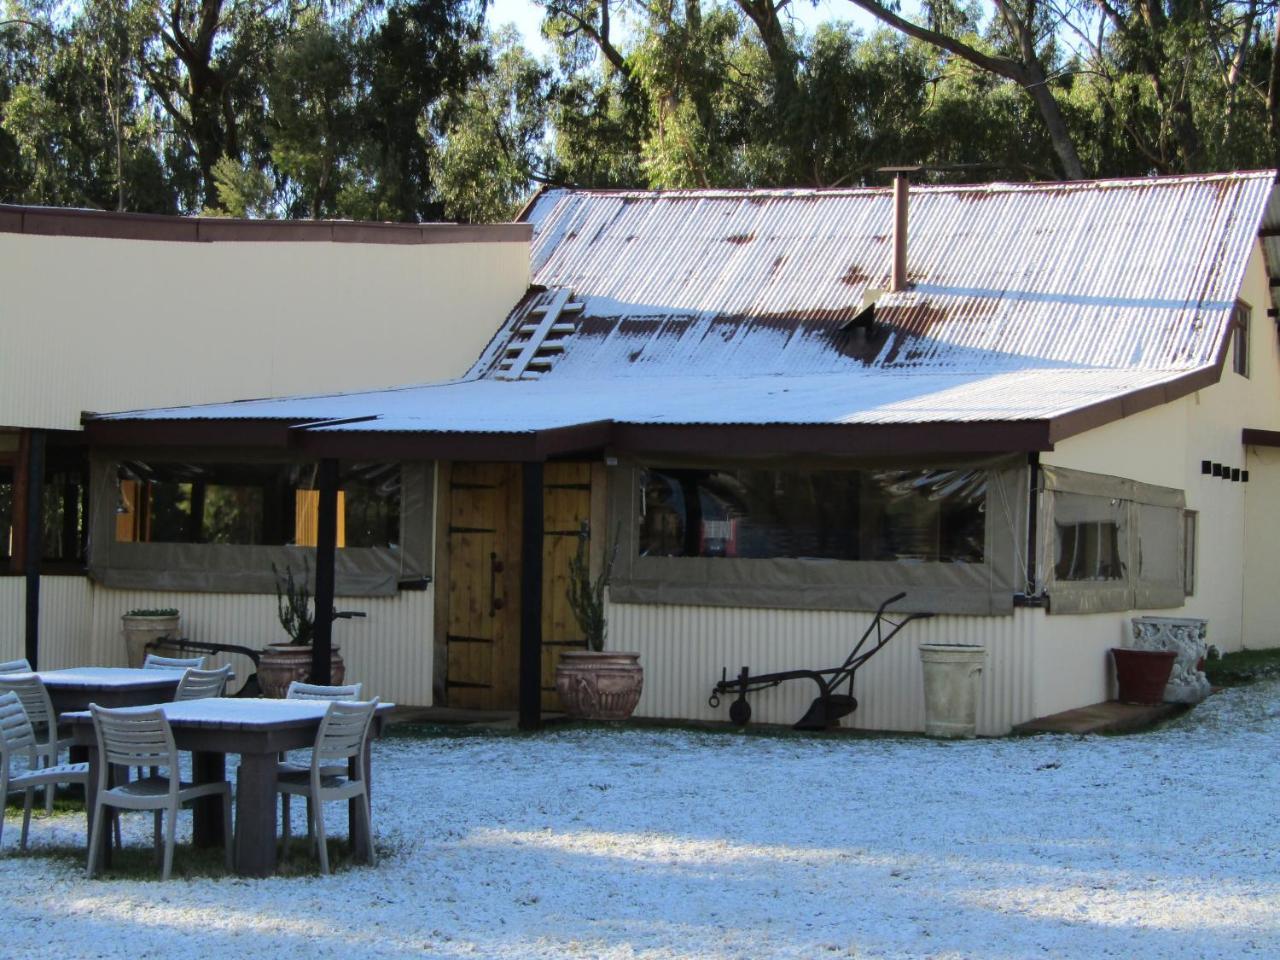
[446,463,519,710]
[445,461,597,714]
[541,462,593,711]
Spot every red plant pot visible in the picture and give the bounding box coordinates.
[1111,648,1177,705]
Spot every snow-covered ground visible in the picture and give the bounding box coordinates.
[3,679,1279,960]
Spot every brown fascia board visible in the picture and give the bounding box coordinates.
[513,185,551,224]
[1243,428,1280,446]
[298,420,1053,461]
[612,421,1054,458]
[0,204,531,246]
[84,416,1053,462]
[1046,331,1232,445]
[83,418,309,448]
[291,420,614,462]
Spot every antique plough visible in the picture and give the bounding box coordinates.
[708,592,933,730]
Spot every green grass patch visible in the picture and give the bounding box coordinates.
[6,830,394,880]
[1204,647,1280,686]
[5,789,85,816]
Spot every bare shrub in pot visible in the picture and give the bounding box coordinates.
[258,560,345,697]
[555,524,642,720]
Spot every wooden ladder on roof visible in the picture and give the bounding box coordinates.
[494,287,583,380]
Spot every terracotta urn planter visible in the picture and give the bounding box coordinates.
[555,650,643,720]
[257,644,346,698]
[121,612,181,668]
[1111,647,1177,705]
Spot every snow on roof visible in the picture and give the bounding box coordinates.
[98,172,1276,438]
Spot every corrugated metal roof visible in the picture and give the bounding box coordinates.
[493,172,1273,379]
[101,172,1276,438]
[103,367,1196,431]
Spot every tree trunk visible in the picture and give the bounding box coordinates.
[1023,60,1085,179]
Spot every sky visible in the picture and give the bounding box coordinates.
[487,0,879,59]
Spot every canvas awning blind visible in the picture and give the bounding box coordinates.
[1037,465,1186,614]
[86,453,432,596]
[606,454,1028,615]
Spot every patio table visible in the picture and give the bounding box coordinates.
[36,667,184,714]
[65,697,394,877]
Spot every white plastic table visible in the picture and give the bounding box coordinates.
[66,697,394,877]
[37,667,183,713]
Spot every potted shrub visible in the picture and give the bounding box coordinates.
[554,526,642,720]
[121,608,181,668]
[257,562,346,698]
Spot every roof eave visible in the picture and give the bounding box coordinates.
[83,416,1056,461]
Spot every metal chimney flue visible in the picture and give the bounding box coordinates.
[892,174,908,291]
[880,166,921,293]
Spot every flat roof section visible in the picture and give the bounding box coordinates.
[0,204,531,245]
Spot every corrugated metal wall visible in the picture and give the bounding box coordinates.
[0,576,93,668]
[0,579,22,662]
[38,578,94,669]
[611,603,1037,735]
[84,586,434,704]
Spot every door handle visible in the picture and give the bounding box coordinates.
[490,552,505,616]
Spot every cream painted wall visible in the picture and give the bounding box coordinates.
[0,233,529,430]
[1043,242,1280,655]
[1243,446,1280,649]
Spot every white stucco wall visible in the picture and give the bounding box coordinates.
[0,229,529,431]
[1042,243,1280,664]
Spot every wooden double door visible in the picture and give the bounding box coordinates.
[442,461,603,711]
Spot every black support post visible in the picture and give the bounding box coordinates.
[311,458,338,686]
[24,429,45,669]
[519,461,544,731]
[1026,452,1039,598]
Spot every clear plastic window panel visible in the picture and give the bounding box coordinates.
[115,461,400,549]
[638,467,986,562]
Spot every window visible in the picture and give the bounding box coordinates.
[114,460,400,550]
[1232,300,1250,377]
[1183,510,1197,596]
[0,465,11,559]
[89,457,430,596]
[0,454,88,567]
[638,466,985,563]
[1055,521,1122,581]
[1042,467,1185,614]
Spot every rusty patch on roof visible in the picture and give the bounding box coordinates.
[841,265,869,286]
[504,173,1273,383]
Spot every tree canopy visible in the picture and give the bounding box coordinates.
[2,0,1278,222]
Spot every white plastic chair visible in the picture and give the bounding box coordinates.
[277,698,379,874]
[0,658,32,674]
[281,681,365,820]
[143,653,207,670]
[285,681,363,701]
[0,673,74,814]
[86,703,232,881]
[0,691,89,850]
[174,665,232,701]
